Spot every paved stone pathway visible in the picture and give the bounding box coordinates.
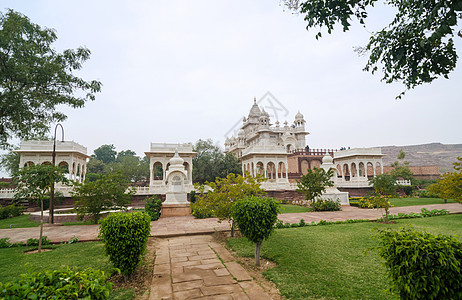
[0,203,461,243]
[150,235,270,299]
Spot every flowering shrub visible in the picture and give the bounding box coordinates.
[144,195,162,221]
[311,199,341,211]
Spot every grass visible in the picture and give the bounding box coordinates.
[389,197,456,207]
[280,204,312,214]
[0,214,100,229]
[0,242,113,283]
[0,241,135,298]
[227,214,462,300]
[0,214,39,229]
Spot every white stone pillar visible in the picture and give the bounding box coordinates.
[149,160,154,186]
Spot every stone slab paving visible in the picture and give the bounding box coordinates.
[0,203,461,244]
[149,235,271,300]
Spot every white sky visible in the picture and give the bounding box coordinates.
[1,1,461,176]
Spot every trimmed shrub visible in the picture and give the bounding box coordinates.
[0,205,25,220]
[144,195,162,221]
[232,196,280,266]
[0,266,112,299]
[312,199,341,211]
[373,226,462,299]
[99,212,151,277]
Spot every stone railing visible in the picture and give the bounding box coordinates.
[289,149,336,156]
[0,188,15,199]
[396,179,412,186]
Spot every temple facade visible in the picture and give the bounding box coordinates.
[225,99,385,195]
[225,98,309,189]
[14,140,90,183]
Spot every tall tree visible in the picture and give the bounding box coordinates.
[192,173,266,236]
[192,139,242,184]
[369,173,398,196]
[13,164,67,252]
[296,167,334,203]
[86,158,105,175]
[283,0,462,98]
[429,156,462,203]
[92,144,117,164]
[105,154,149,182]
[0,10,101,149]
[72,172,134,224]
[390,150,414,182]
[0,147,19,176]
[116,150,137,162]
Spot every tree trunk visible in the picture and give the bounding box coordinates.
[231,220,235,237]
[254,241,262,266]
[385,208,389,223]
[38,197,43,253]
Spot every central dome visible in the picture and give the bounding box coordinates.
[169,150,184,165]
[322,154,334,165]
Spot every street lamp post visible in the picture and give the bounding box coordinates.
[50,123,64,224]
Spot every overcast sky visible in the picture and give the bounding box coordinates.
[1,1,461,176]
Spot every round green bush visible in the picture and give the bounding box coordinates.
[99,212,151,277]
[374,226,462,299]
[232,196,280,244]
[232,196,280,266]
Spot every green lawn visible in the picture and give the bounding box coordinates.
[280,204,312,214]
[0,242,112,283]
[227,214,462,300]
[389,197,456,207]
[0,214,39,229]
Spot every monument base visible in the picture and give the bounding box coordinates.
[319,187,350,205]
[161,203,191,217]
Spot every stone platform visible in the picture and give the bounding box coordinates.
[161,204,192,217]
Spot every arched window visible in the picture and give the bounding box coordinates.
[256,162,264,176]
[24,161,35,167]
[267,162,276,181]
[343,164,350,181]
[153,162,163,180]
[58,161,69,173]
[278,162,286,178]
[375,162,382,175]
[336,164,342,178]
[351,163,357,178]
[367,162,374,178]
[359,162,365,177]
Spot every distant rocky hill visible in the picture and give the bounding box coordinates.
[379,143,462,173]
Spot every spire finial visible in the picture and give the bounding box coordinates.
[253,97,256,104]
